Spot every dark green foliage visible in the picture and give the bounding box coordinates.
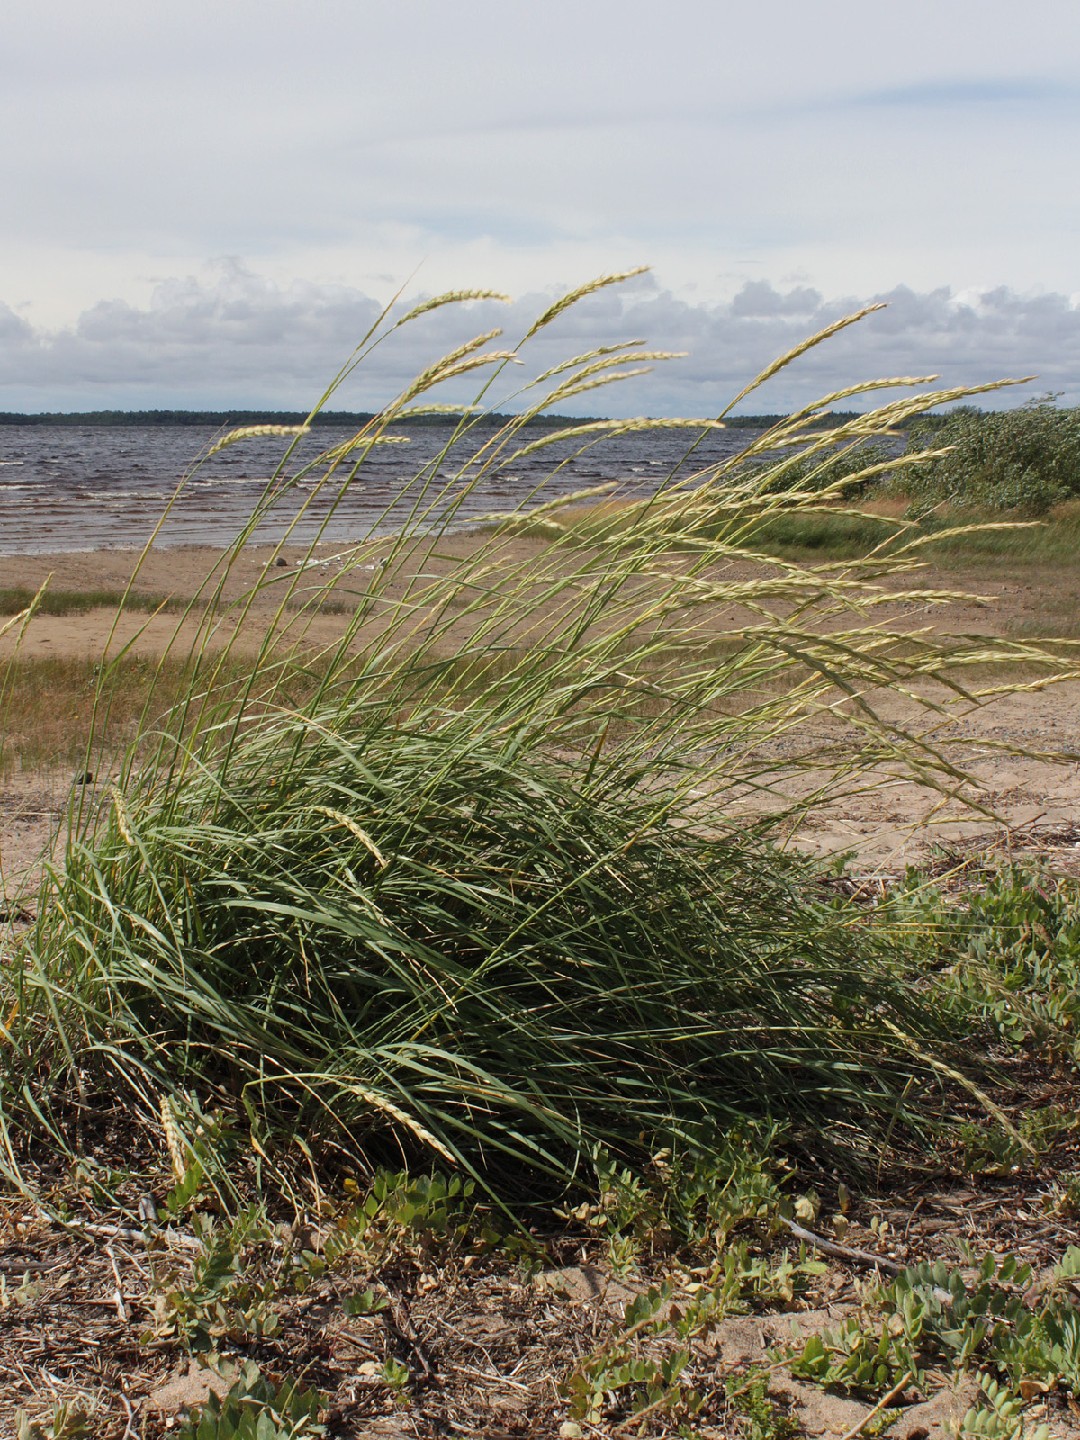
[23,706,946,1192]
[900,402,1080,515]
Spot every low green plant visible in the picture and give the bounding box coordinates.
[561,1282,701,1427]
[174,1362,325,1440]
[899,400,1080,516]
[958,1375,1049,1440]
[562,1242,827,1427]
[1043,1170,1080,1219]
[993,1248,1080,1394]
[789,1254,1034,1392]
[150,1206,282,1353]
[320,1169,489,1271]
[378,1356,412,1396]
[788,1249,1080,1435]
[888,864,1080,1060]
[15,1405,94,1440]
[560,1133,781,1268]
[728,1368,800,1440]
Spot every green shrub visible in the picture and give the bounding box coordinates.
[899,401,1080,515]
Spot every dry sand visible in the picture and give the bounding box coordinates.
[2,538,1079,893]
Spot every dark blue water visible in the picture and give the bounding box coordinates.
[0,422,760,554]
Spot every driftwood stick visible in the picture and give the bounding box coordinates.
[838,1371,914,1440]
[105,1243,129,1323]
[783,1219,952,1303]
[782,1218,904,1276]
[51,1216,202,1252]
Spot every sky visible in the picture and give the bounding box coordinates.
[3,0,1080,416]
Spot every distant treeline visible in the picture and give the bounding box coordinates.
[0,409,586,429]
[0,408,865,430]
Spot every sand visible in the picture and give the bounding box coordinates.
[2,538,1079,893]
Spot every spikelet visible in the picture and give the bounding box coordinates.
[309,806,387,868]
[321,434,411,466]
[391,330,512,408]
[394,350,520,409]
[393,289,511,328]
[350,1086,457,1164]
[525,267,650,339]
[207,424,311,457]
[532,341,647,386]
[0,608,31,642]
[720,304,888,416]
[506,416,726,463]
[792,375,941,419]
[469,480,620,529]
[393,403,484,420]
[541,367,656,405]
[0,579,48,641]
[111,787,135,846]
[160,1095,188,1183]
[540,351,687,408]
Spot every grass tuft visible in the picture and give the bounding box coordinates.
[1,272,1074,1205]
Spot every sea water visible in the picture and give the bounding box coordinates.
[0,422,759,555]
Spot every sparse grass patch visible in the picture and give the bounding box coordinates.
[530,494,1080,574]
[0,654,263,775]
[0,587,176,618]
[0,655,168,775]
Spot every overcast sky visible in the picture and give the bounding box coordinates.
[4,0,1080,415]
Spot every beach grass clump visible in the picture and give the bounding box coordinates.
[2,274,1074,1203]
[16,701,947,1192]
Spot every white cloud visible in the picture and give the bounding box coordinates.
[4,0,1080,335]
[2,262,1078,416]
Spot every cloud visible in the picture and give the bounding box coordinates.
[839,77,1077,109]
[0,304,34,345]
[2,261,1078,416]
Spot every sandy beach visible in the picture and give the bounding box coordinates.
[2,535,1080,891]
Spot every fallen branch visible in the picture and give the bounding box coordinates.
[783,1219,951,1303]
[838,1370,913,1440]
[49,1216,202,1252]
[782,1218,904,1276]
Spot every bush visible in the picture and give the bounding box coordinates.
[899,401,1080,515]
